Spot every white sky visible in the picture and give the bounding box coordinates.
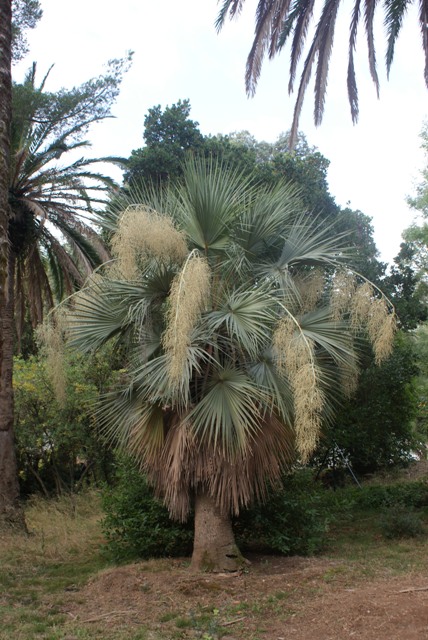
[15,0,427,265]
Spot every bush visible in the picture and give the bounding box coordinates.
[102,461,330,562]
[319,333,421,475]
[101,456,193,562]
[14,348,120,496]
[379,504,426,539]
[233,471,329,556]
[349,481,428,510]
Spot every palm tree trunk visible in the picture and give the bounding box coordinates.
[190,491,244,572]
[0,250,25,529]
[0,1,24,529]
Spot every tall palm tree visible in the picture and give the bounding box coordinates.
[0,58,129,527]
[0,0,22,529]
[69,159,395,571]
[217,0,428,146]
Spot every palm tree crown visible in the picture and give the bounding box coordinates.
[217,0,428,146]
[9,60,130,341]
[68,159,395,526]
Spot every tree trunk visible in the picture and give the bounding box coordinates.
[190,492,245,572]
[0,252,24,530]
[0,0,24,531]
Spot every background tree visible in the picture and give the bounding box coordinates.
[11,0,42,62]
[412,323,428,452]
[408,123,428,217]
[125,99,204,187]
[383,240,428,329]
[9,59,132,346]
[69,159,395,571]
[396,123,428,309]
[216,0,428,145]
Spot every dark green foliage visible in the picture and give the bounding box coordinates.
[338,481,428,511]
[270,148,338,218]
[125,99,204,186]
[384,241,428,329]
[234,472,329,556]
[101,456,193,562]
[102,461,328,561]
[322,332,420,475]
[317,473,423,514]
[12,0,42,62]
[14,348,119,497]
[379,504,426,539]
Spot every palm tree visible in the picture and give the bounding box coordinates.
[0,58,129,527]
[69,159,395,571]
[9,64,125,344]
[0,0,22,529]
[216,0,428,146]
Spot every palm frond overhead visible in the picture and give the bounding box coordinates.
[217,0,427,146]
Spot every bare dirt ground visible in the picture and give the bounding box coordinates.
[64,554,428,639]
[61,462,428,639]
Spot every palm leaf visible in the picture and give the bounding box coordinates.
[215,0,244,30]
[187,365,266,455]
[348,0,362,123]
[233,180,303,259]
[384,0,412,76]
[176,157,253,252]
[287,0,316,92]
[271,215,349,271]
[68,279,134,351]
[313,0,342,126]
[96,385,165,461]
[248,349,295,423]
[299,306,357,366]
[207,287,276,358]
[421,0,428,85]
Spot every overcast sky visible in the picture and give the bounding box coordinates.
[15,0,427,265]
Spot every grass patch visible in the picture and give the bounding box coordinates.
[0,491,107,640]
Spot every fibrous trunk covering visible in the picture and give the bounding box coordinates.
[190,492,244,572]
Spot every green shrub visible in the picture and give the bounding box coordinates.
[101,456,193,562]
[14,348,120,496]
[320,333,421,475]
[349,481,428,510]
[102,461,330,561]
[234,471,329,556]
[379,504,426,539]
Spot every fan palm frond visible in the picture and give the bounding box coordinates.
[187,364,267,455]
[176,157,254,252]
[207,287,276,358]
